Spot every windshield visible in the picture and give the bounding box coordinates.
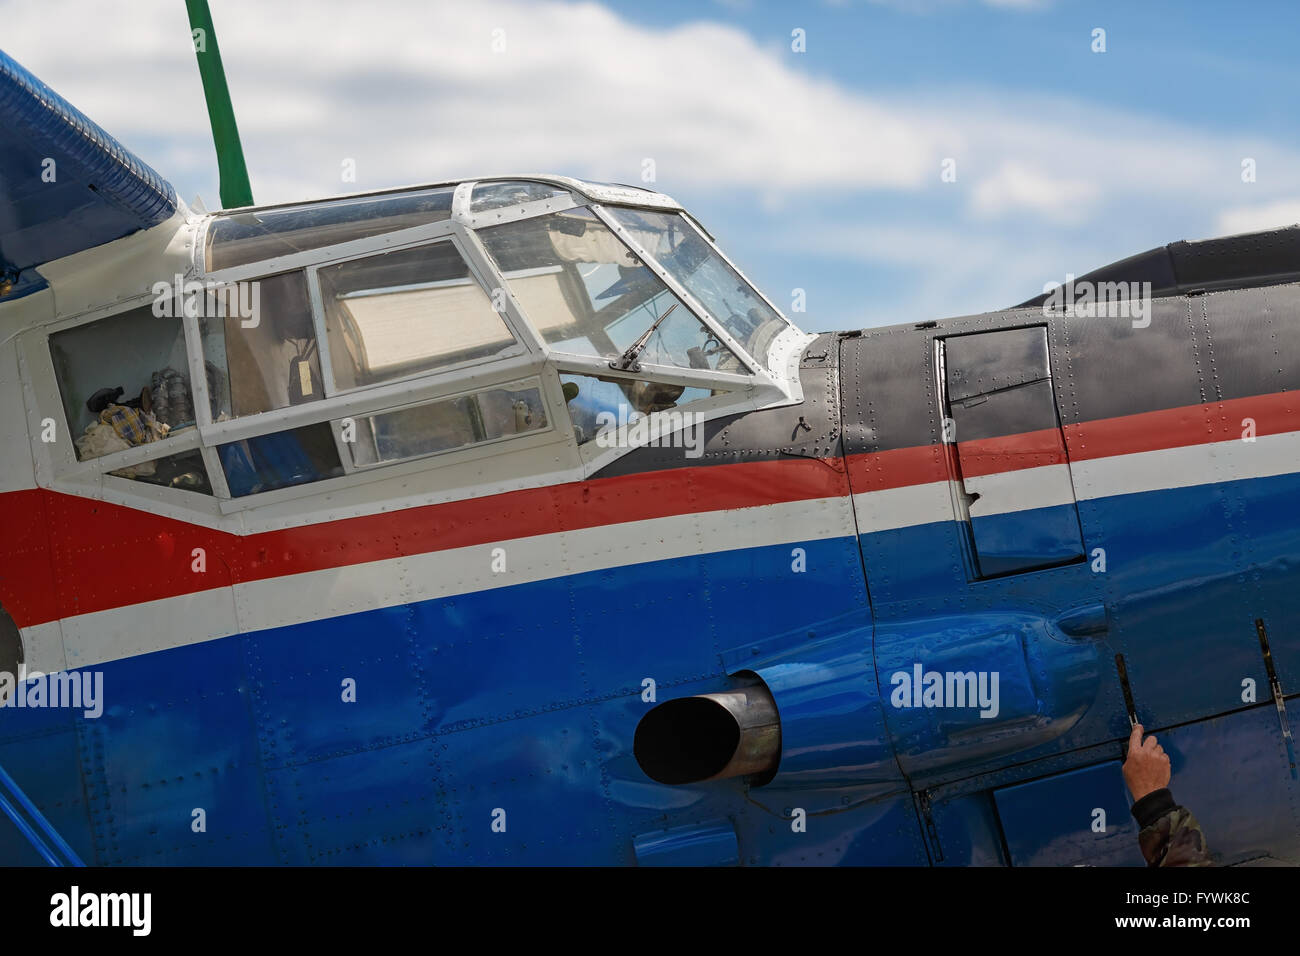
[604,208,788,369]
[475,207,748,374]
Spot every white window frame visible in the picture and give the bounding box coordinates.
[460,199,788,397]
[211,394,568,514]
[198,184,789,403]
[24,180,804,517]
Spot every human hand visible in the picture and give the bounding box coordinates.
[1123,723,1171,801]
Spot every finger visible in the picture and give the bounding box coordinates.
[1142,735,1159,752]
[1153,745,1165,757]
[1129,723,1144,748]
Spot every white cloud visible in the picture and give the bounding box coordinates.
[776,220,1116,322]
[0,0,945,203]
[2,0,1295,328]
[3,0,1291,220]
[1216,200,1300,236]
[970,161,1100,223]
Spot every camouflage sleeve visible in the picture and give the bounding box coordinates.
[1130,788,1213,867]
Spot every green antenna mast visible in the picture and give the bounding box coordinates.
[185,0,254,208]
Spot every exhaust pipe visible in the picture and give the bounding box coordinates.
[633,676,780,785]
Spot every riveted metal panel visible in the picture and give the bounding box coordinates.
[944,325,1049,403]
[993,761,1143,867]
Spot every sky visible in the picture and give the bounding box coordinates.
[3,0,1299,331]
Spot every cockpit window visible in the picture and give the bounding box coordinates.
[201,270,325,419]
[605,208,788,370]
[343,384,549,467]
[559,371,718,446]
[50,304,197,461]
[205,187,454,272]
[470,181,570,213]
[317,240,517,391]
[217,422,344,497]
[109,449,213,495]
[475,207,747,374]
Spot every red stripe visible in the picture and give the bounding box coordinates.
[845,443,949,492]
[1062,390,1300,461]
[3,388,1299,631]
[955,428,1069,478]
[0,490,61,628]
[0,456,851,628]
[845,389,1300,487]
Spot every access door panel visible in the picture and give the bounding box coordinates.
[943,327,1085,577]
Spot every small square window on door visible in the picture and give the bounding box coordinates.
[940,326,1085,578]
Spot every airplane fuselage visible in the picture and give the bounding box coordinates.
[2,195,1299,866]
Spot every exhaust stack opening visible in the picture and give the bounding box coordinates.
[633,679,780,786]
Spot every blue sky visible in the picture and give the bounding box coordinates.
[634,0,1300,328]
[4,0,1299,330]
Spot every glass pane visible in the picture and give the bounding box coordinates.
[109,449,212,495]
[201,271,324,420]
[217,422,343,497]
[346,385,548,467]
[560,371,718,446]
[476,207,743,373]
[205,187,455,272]
[606,207,786,370]
[318,242,515,391]
[50,304,196,461]
[470,181,570,213]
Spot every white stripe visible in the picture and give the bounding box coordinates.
[20,621,67,675]
[966,463,1076,517]
[39,495,855,670]
[849,470,1075,534]
[61,586,240,672]
[850,431,1300,532]
[851,481,957,534]
[1072,429,1300,502]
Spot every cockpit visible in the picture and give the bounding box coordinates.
[34,176,803,508]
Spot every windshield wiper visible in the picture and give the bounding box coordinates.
[609,302,678,372]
